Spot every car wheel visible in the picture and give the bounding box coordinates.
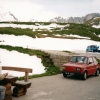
[82,71,87,80]
[63,72,67,78]
[95,69,99,76]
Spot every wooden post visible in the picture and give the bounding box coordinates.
[25,72,28,82]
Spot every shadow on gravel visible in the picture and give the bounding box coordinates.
[63,74,97,81]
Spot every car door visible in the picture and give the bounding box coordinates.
[87,57,95,75]
[92,57,98,72]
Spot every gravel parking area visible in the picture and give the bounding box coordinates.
[12,74,100,100]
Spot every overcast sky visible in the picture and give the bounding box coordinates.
[0,0,100,21]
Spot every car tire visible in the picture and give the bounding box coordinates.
[82,71,87,80]
[63,72,67,78]
[95,69,99,76]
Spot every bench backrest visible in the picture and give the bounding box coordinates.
[2,66,33,82]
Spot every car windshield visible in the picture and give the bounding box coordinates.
[70,56,87,63]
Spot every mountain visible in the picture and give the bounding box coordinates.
[0,6,100,23]
[0,6,18,22]
[84,16,100,25]
[49,16,68,23]
[49,13,100,24]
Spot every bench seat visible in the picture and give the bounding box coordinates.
[12,81,31,97]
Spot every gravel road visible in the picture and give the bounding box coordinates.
[13,74,100,100]
[43,50,100,59]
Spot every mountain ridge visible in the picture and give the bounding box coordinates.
[49,13,100,24]
[0,6,18,22]
[0,6,100,23]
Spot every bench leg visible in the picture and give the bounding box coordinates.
[12,87,27,97]
[4,83,12,100]
[4,96,12,100]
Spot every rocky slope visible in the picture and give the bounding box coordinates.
[0,6,18,22]
[50,13,100,24]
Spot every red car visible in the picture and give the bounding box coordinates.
[62,55,100,80]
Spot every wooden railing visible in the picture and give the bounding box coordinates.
[2,66,33,82]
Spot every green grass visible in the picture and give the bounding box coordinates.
[98,59,100,63]
[62,50,72,53]
[0,27,36,38]
[18,65,61,80]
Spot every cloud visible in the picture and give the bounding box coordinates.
[93,0,100,5]
[0,0,100,21]
[0,0,58,21]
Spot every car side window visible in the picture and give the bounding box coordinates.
[88,57,93,64]
[82,57,87,63]
[93,57,98,64]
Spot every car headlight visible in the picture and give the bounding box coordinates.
[76,68,81,71]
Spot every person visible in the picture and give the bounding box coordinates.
[0,73,8,100]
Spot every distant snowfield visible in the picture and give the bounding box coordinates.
[0,23,66,30]
[92,25,100,29]
[0,34,100,52]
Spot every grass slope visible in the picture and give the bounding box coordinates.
[0,22,100,41]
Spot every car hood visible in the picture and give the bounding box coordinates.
[63,62,86,68]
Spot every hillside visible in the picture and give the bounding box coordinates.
[0,21,100,78]
[0,6,18,22]
[85,17,100,26]
[0,22,100,41]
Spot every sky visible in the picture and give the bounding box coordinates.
[0,23,100,77]
[0,0,100,21]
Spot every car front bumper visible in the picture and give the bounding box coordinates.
[62,70,83,75]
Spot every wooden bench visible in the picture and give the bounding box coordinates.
[2,66,32,82]
[2,66,33,98]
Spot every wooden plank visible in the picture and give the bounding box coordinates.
[2,66,32,73]
[13,81,31,88]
